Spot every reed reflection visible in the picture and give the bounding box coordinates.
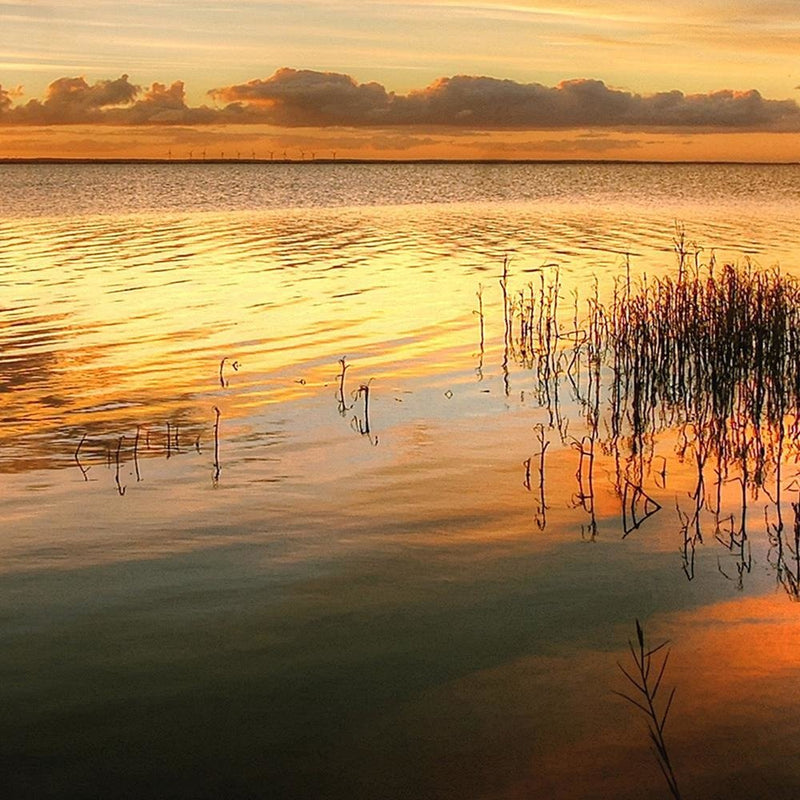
[43,232,800,602]
[71,416,213,492]
[523,423,549,532]
[502,234,800,599]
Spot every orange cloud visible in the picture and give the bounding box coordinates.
[4,69,800,133]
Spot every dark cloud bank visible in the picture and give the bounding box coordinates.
[2,68,800,131]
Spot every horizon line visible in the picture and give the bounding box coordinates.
[2,157,799,166]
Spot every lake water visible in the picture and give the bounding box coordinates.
[3,162,800,799]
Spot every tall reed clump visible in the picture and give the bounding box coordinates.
[607,257,800,488]
[501,246,800,594]
[503,251,800,485]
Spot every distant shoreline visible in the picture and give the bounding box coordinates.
[1,157,799,166]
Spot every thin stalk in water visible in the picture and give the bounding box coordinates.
[614,619,681,800]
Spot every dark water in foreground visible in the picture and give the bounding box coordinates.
[2,162,800,799]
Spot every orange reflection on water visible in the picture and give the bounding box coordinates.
[522,594,800,800]
[1,207,484,476]
[668,593,800,683]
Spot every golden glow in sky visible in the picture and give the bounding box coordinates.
[2,1,800,160]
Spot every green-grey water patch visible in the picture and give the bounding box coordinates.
[0,529,763,799]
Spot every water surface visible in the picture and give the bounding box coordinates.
[2,162,800,799]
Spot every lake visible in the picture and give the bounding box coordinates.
[3,162,800,799]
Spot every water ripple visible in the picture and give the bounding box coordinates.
[3,163,800,475]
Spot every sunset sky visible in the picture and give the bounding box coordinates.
[2,0,800,160]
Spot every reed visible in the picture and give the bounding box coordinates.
[212,406,221,484]
[133,425,141,482]
[219,356,241,388]
[475,283,485,354]
[336,356,350,415]
[475,284,485,378]
[506,252,800,469]
[615,619,681,800]
[571,434,598,540]
[352,381,374,437]
[502,244,800,591]
[606,257,800,584]
[114,435,126,496]
[74,433,90,481]
[72,416,215,495]
[532,423,549,531]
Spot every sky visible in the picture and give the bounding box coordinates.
[2,0,800,161]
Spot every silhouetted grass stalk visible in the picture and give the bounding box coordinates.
[212,406,221,483]
[337,356,350,415]
[615,620,681,800]
[74,433,90,481]
[114,436,126,496]
[133,425,141,481]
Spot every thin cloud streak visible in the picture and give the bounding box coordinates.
[3,68,800,132]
